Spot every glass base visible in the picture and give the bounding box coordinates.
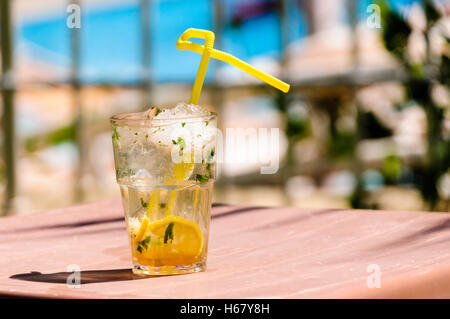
[132,262,206,276]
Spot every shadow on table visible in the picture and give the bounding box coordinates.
[371,217,450,251]
[10,268,146,284]
[211,205,271,219]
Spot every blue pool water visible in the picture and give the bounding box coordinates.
[18,0,420,84]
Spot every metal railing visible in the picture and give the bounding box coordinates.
[1,0,16,216]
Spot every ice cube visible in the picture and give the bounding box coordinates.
[114,106,162,121]
[134,169,152,178]
[154,102,211,119]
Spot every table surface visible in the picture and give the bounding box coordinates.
[0,199,449,298]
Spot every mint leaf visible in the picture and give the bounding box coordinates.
[182,122,186,127]
[153,107,162,116]
[164,222,174,244]
[172,137,186,151]
[116,168,134,178]
[112,127,120,148]
[196,173,210,184]
[140,198,148,209]
[112,127,119,140]
[137,236,151,253]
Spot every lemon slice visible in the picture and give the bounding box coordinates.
[148,216,203,256]
[172,153,194,181]
[134,215,203,266]
[135,217,149,242]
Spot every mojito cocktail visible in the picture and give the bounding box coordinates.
[111,103,217,275]
[110,27,289,276]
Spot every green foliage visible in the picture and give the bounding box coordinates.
[25,122,77,152]
[357,111,392,139]
[285,116,310,141]
[382,155,402,185]
[276,94,311,141]
[377,0,411,60]
[407,78,431,103]
[375,0,449,210]
[441,55,450,86]
[424,0,441,26]
[349,180,378,210]
[328,130,356,160]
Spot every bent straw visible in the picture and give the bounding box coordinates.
[175,29,290,227]
[165,189,177,217]
[147,189,160,219]
[177,28,290,104]
[177,29,215,105]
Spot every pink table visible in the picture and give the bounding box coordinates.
[0,199,449,298]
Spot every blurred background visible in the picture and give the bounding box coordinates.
[0,0,449,216]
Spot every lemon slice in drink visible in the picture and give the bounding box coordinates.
[172,153,194,181]
[149,215,203,256]
[135,216,203,266]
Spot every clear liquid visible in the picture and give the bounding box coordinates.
[120,181,213,275]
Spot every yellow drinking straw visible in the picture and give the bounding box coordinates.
[175,28,290,222]
[177,28,290,105]
[165,190,177,217]
[147,189,160,219]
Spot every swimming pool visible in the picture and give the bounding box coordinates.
[17,0,418,84]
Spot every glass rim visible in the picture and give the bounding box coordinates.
[110,111,217,127]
